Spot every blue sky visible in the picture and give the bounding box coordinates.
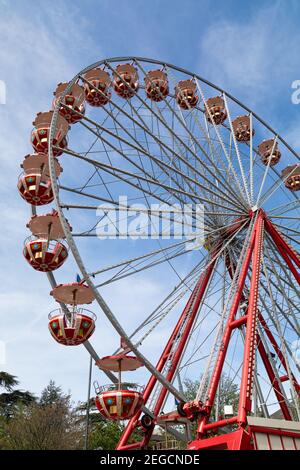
[0,0,300,403]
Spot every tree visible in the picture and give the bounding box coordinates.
[0,372,18,391]
[39,380,69,407]
[89,420,124,450]
[0,371,35,419]
[3,402,81,450]
[2,380,82,450]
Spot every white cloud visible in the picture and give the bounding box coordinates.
[0,3,105,400]
[198,2,300,108]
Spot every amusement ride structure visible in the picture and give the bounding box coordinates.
[18,57,300,450]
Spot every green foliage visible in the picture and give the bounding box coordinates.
[88,420,123,450]
[0,372,19,391]
[0,377,82,450]
[183,378,200,402]
[2,401,82,450]
[183,374,239,418]
[39,379,70,407]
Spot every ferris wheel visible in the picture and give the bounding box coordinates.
[18,57,300,451]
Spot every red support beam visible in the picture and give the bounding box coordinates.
[230,315,247,329]
[203,416,238,432]
[196,215,260,436]
[224,217,299,417]
[265,217,300,285]
[152,263,216,416]
[265,218,300,270]
[238,214,264,423]
[269,237,300,284]
[116,254,217,450]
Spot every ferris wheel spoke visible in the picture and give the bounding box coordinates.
[70,123,202,207]
[194,79,249,206]
[272,222,300,239]
[86,95,195,201]
[222,93,252,206]
[92,218,250,287]
[268,199,300,216]
[274,228,300,247]
[80,73,227,201]
[104,98,192,199]
[88,238,195,278]
[260,258,300,417]
[134,64,245,209]
[259,165,300,208]
[179,276,236,369]
[264,255,299,344]
[87,155,243,212]
[60,202,241,219]
[60,181,207,238]
[124,263,206,353]
[163,65,249,206]
[60,145,244,215]
[260,283,299,358]
[93,222,234,290]
[126,95,197,198]
[126,102,187,197]
[123,250,213,340]
[233,238,300,335]
[75,104,246,214]
[94,246,192,287]
[60,202,242,252]
[200,120,243,220]
[261,283,299,335]
[272,230,300,247]
[257,325,294,417]
[260,278,300,339]
[179,314,221,371]
[59,152,190,210]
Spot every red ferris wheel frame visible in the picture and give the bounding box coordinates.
[117,210,300,451]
